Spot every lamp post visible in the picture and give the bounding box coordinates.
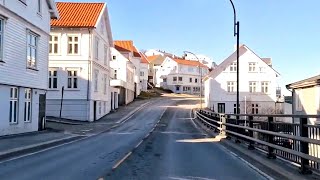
[183,51,202,109]
[229,0,240,115]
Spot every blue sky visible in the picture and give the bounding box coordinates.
[58,0,319,95]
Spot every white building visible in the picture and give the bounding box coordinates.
[46,2,113,122]
[183,53,216,69]
[146,55,166,87]
[204,45,280,114]
[158,57,209,94]
[139,53,149,91]
[110,47,135,106]
[114,40,142,97]
[0,0,58,136]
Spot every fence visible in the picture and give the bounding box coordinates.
[196,109,320,174]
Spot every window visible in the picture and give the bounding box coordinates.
[195,78,198,83]
[173,77,177,81]
[140,71,144,76]
[0,18,4,61]
[94,70,99,92]
[261,81,269,93]
[193,87,200,92]
[24,89,32,122]
[27,31,38,69]
[37,0,42,14]
[249,62,256,72]
[104,45,108,65]
[163,78,167,82]
[104,101,107,113]
[103,74,107,94]
[49,69,58,89]
[249,81,257,93]
[189,78,192,83]
[178,77,182,81]
[67,35,79,54]
[296,90,302,111]
[114,70,117,79]
[94,37,99,60]
[67,70,78,89]
[183,86,191,91]
[230,62,237,72]
[10,87,19,124]
[227,81,236,92]
[49,35,59,54]
[112,55,116,60]
[252,104,259,114]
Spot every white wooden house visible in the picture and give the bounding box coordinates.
[204,45,280,115]
[0,0,58,136]
[46,2,113,122]
[159,57,209,94]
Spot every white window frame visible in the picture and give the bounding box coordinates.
[24,88,32,122]
[189,78,192,83]
[249,81,257,93]
[227,81,236,92]
[98,101,102,115]
[261,81,269,94]
[195,78,198,83]
[67,69,78,89]
[0,17,4,62]
[94,37,99,60]
[27,30,39,69]
[67,34,80,55]
[178,77,183,81]
[140,71,144,77]
[249,62,256,72]
[252,104,259,114]
[94,69,99,92]
[173,77,177,81]
[49,68,58,89]
[10,87,19,124]
[104,44,108,65]
[230,62,237,72]
[49,34,60,55]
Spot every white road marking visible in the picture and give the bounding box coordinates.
[112,151,132,170]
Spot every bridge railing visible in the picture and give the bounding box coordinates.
[195,109,320,174]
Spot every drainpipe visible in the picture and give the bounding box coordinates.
[87,29,92,121]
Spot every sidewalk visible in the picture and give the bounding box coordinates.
[46,98,156,135]
[0,98,156,161]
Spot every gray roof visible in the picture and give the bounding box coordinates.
[286,74,320,89]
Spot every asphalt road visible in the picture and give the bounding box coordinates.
[0,97,267,180]
[105,99,267,180]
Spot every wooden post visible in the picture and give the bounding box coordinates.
[267,116,276,159]
[300,117,312,174]
[248,116,255,150]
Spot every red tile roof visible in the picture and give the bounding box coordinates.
[140,53,149,64]
[173,58,208,68]
[51,2,104,27]
[114,40,141,57]
[146,55,161,62]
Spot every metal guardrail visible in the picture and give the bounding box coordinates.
[195,109,320,174]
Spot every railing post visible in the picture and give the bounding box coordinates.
[267,116,276,159]
[220,114,226,136]
[300,117,312,174]
[235,115,241,143]
[226,115,231,140]
[248,116,255,150]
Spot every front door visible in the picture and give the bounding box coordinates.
[38,94,46,131]
[218,103,225,113]
[93,101,97,121]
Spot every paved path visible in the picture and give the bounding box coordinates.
[104,99,267,180]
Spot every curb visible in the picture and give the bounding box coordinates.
[46,119,85,125]
[0,135,85,162]
[116,101,153,124]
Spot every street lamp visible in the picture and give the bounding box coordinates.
[183,51,202,109]
[229,0,240,115]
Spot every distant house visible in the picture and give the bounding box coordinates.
[46,2,114,122]
[183,52,216,69]
[139,53,150,91]
[110,47,135,106]
[0,0,58,136]
[146,55,166,87]
[158,57,209,94]
[114,40,143,97]
[286,75,320,124]
[204,45,281,114]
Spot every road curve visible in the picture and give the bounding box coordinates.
[106,99,268,180]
